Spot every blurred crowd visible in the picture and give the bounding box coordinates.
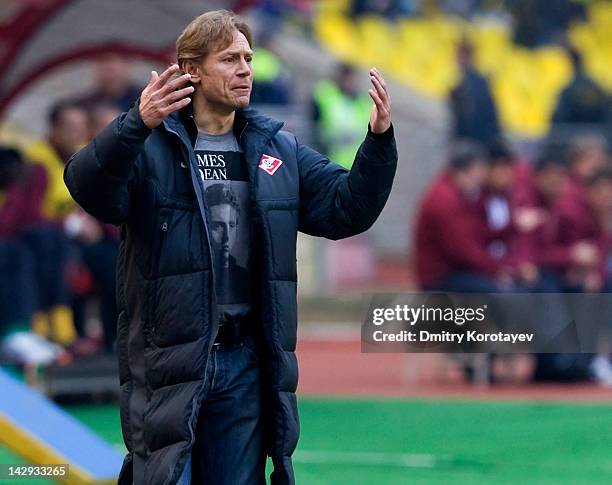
[349,0,589,37]
[0,55,139,366]
[414,133,612,384]
[415,134,612,293]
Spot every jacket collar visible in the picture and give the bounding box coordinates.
[164,104,284,146]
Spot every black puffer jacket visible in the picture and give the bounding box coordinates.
[64,105,397,484]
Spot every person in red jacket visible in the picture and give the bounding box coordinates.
[415,140,512,291]
[562,169,612,292]
[511,149,571,289]
[557,134,609,247]
[0,147,64,365]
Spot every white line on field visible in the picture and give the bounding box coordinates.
[112,444,445,469]
[293,450,445,468]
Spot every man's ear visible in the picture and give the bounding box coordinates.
[182,60,201,83]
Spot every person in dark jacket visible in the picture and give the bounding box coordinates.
[449,40,500,146]
[64,9,396,485]
[552,48,611,125]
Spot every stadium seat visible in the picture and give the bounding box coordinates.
[313,1,611,137]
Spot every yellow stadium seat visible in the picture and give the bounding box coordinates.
[314,12,361,61]
[356,15,396,71]
[469,21,513,75]
[312,0,611,138]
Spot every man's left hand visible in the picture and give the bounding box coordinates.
[368,67,391,134]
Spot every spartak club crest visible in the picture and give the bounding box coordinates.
[259,154,283,175]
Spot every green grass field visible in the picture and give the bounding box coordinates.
[1,398,611,484]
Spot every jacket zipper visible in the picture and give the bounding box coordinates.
[162,122,219,451]
[149,218,169,342]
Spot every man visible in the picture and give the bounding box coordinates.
[557,134,609,246]
[483,140,515,261]
[512,149,570,288]
[26,100,88,221]
[23,101,87,345]
[552,47,610,125]
[415,140,505,292]
[312,62,372,169]
[75,53,142,112]
[64,9,396,485]
[449,40,500,146]
[250,32,292,106]
[0,147,65,366]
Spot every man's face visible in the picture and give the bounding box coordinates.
[573,147,608,181]
[536,165,567,202]
[456,161,487,195]
[487,162,514,193]
[338,70,358,97]
[209,203,238,268]
[50,107,88,158]
[94,55,132,96]
[193,30,253,112]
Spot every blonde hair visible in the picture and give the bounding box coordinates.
[176,10,253,70]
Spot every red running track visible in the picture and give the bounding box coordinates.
[296,338,612,402]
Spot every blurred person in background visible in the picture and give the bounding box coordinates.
[510,0,586,47]
[312,62,371,169]
[66,101,123,355]
[0,147,63,365]
[351,0,419,18]
[415,140,514,292]
[416,141,536,384]
[26,100,87,221]
[75,53,142,112]
[561,169,612,292]
[555,134,610,285]
[512,149,569,290]
[533,182,612,384]
[250,31,292,105]
[23,100,88,346]
[563,171,612,385]
[483,140,553,289]
[552,47,611,125]
[449,39,501,146]
[510,150,589,383]
[483,140,515,269]
[87,100,124,140]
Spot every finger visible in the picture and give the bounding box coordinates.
[159,73,192,95]
[154,64,180,88]
[162,96,192,115]
[369,67,387,92]
[368,88,385,112]
[369,89,389,120]
[148,70,159,87]
[165,85,195,103]
[370,76,390,110]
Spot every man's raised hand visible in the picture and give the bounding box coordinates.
[368,67,391,134]
[139,64,194,129]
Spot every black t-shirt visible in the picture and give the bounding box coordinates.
[194,130,252,325]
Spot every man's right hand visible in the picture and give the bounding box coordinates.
[139,64,194,129]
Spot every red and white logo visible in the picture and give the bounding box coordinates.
[259,154,283,176]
